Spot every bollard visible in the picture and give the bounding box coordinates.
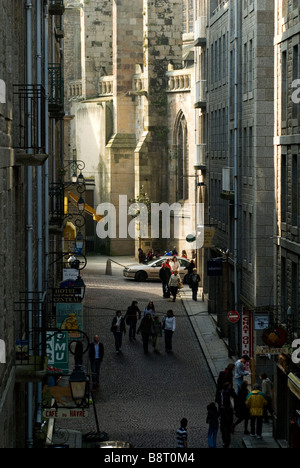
[105,259,112,276]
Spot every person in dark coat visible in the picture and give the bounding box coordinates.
[206,402,219,448]
[89,335,104,391]
[111,310,126,353]
[137,313,153,354]
[124,301,141,340]
[159,262,171,298]
[233,380,250,434]
[188,268,200,301]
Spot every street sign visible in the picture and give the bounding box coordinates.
[227,310,240,323]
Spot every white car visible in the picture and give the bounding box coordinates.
[123,256,191,283]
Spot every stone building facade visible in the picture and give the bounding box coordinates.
[64,0,199,257]
[273,0,300,447]
[0,0,65,448]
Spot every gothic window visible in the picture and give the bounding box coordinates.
[176,113,189,201]
[183,0,194,34]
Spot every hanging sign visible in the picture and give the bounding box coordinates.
[46,331,69,374]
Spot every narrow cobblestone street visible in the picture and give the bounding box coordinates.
[61,255,244,449]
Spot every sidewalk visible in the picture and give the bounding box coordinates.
[180,286,280,449]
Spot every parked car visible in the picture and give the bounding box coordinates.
[123,256,191,282]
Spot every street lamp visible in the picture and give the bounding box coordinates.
[69,341,89,408]
[77,196,85,212]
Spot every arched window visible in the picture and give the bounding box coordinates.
[183,0,194,34]
[175,112,189,201]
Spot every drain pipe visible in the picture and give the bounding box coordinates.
[25,0,34,449]
[36,0,43,428]
[233,0,239,353]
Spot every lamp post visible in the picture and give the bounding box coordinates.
[68,338,108,444]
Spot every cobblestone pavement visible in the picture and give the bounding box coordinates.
[61,256,244,449]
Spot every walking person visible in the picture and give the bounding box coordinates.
[259,373,274,422]
[176,418,188,448]
[245,384,268,439]
[219,382,237,448]
[188,268,200,301]
[151,315,163,353]
[111,310,126,353]
[162,309,176,352]
[234,355,250,394]
[233,380,250,434]
[170,255,180,274]
[168,270,181,302]
[142,301,155,317]
[206,402,219,448]
[159,262,171,298]
[124,300,141,340]
[137,313,153,354]
[88,335,104,391]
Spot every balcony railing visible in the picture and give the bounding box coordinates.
[15,292,47,373]
[13,84,46,154]
[99,76,113,97]
[166,71,191,93]
[48,64,65,119]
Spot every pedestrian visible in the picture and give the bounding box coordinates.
[245,383,268,439]
[168,270,181,302]
[138,247,146,263]
[162,309,176,352]
[234,355,250,393]
[111,310,126,353]
[176,418,188,448]
[124,300,141,340]
[170,255,180,274]
[151,315,163,353]
[137,313,153,354]
[88,335,104,391]
[259,373,274,422]
[188,268,200,301]
[219,382,237,448]
[142,301,155,317]
[159,262,171,298]
[206,402,219,448]
[233,380,250,434]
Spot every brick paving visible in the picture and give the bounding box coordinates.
[60,256,245,449]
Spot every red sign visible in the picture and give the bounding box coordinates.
[228,310,240,323]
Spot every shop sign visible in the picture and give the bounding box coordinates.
[43,408,89,419]
[46,331,69,374]
[53,287,82,303]
[56,303,83,339]
[242,308,252,370]
[207,258,223,276]
[255,345,289,356]
[262,327,287,348]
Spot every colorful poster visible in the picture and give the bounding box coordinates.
[56,303,83,339]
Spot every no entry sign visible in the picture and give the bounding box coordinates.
[228,310,240,323]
